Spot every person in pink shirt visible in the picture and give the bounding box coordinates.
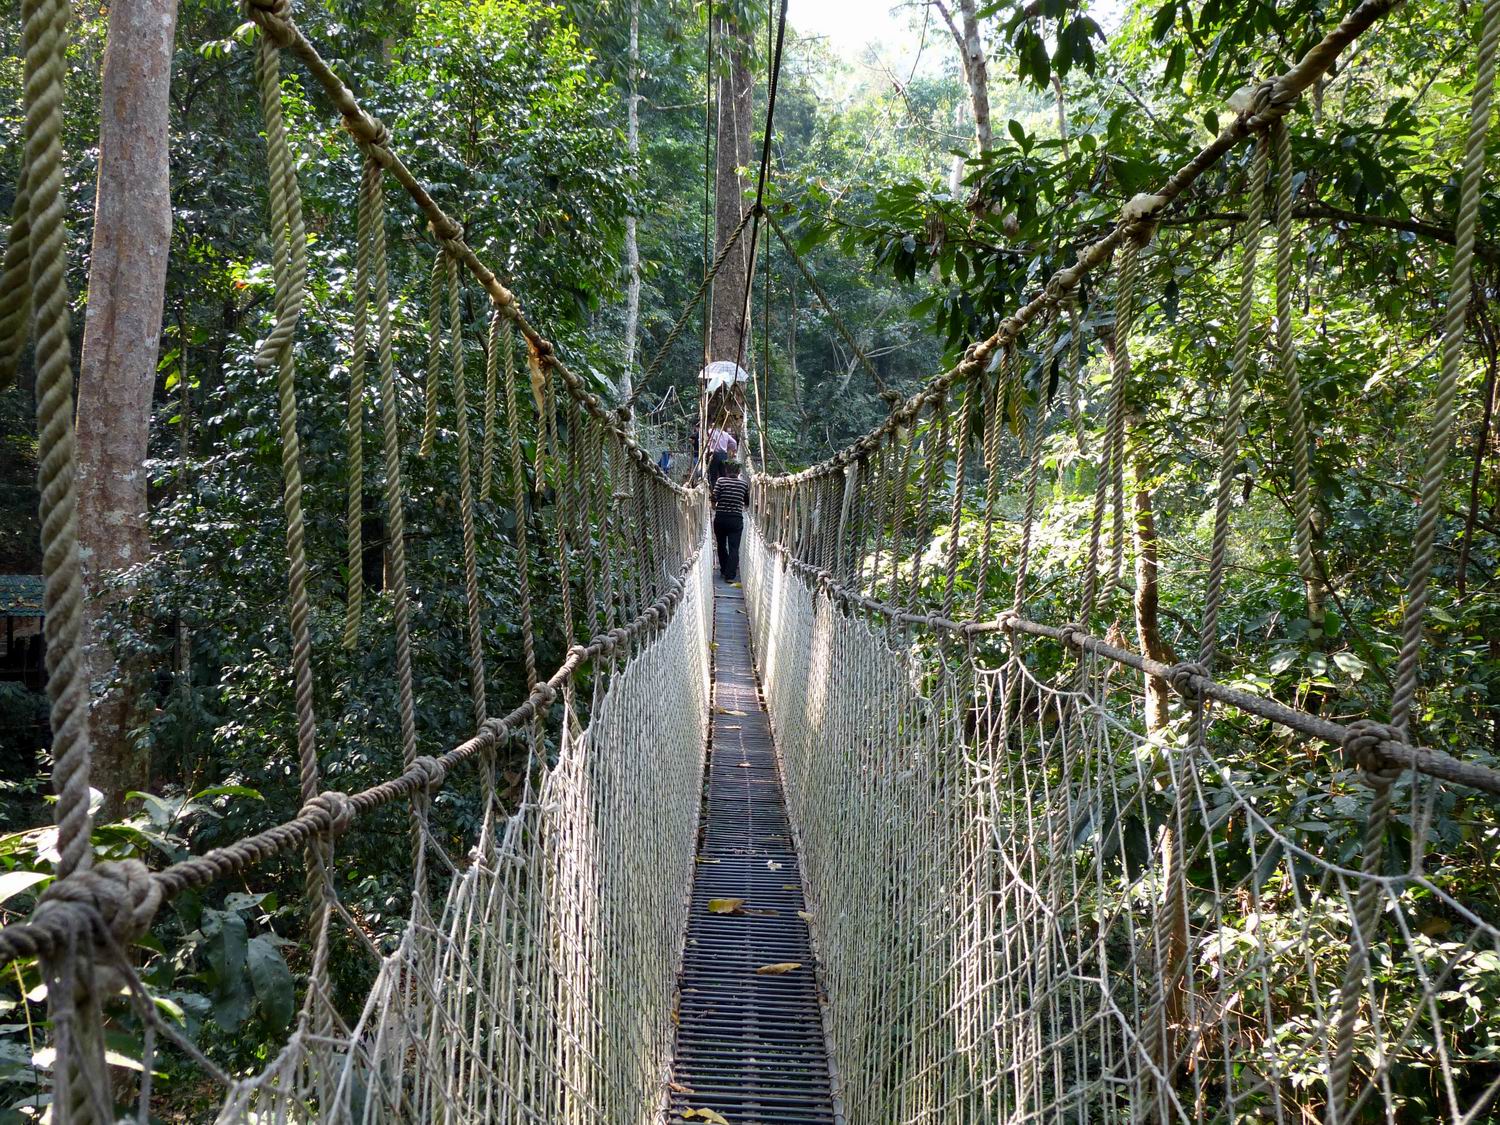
[706,425,738,488]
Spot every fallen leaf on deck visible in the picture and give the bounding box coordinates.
[707,898,746,915]
[668,1080,694,1094]
[696,857,720,864]
[782,883,798,891]
[798,910,813,923]
[755,962,802,975]
[766,860,782,870]
[683,1110,729,1125]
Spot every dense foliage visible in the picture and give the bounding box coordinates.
[1,0,1498,1118]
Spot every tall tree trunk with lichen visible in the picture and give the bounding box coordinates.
[75,0,179,818]
[620,0,641,424]
[935,0,992,191]
[706,12,753,438]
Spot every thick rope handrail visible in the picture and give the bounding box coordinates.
[759,0,1403,488]
[0,535,706,974]
[756,535,1500,798]
[242,0,686,497]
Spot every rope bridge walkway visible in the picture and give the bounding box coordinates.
[3,0,1500,1121]
[668,580,836,1125]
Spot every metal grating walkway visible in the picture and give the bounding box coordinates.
[666,578,838,1125]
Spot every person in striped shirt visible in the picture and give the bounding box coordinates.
[711,461,751,582]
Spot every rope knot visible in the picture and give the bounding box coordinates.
[302,791,355,837]
[1341,719,1403,781]
[244,0,295,44]
[410,755,446,793]
[35,860,162,950]
[344,112,390,149]
[995,609,1021,633]
[1057,621,1087,649]
[1165,660,1209,701]
[432,216,464,244]
[878,388,902,406]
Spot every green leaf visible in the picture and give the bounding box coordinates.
[1151,1,1177,42]
[0,870,49,906]
[247,934,295,1032]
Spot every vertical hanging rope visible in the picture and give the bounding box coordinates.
[1012,331,1054,617]
[254,29,317,808]
[1103,254,1133,604]
[481,308,500,502]
[21,0,88,887]
[1389,0,1500,738]
[887,425,916,625]
[1270,120,1325,640]
[1081,244,1136,622]
[906,395,948,614]
[343,148,375,649]
[0,162,32,391]
[544,367,576,656]
[500,317,539,693]
[1330,2,1500,1118]
[1200,135,1269,669]
[943,381,973,619]
[973,355,1005,618]
[13,0,109,1115]
[443,246,487,725]
[1064,289,1085,453]
[251,20,340,1040]
[420,252,442,458]
[362,142,417,777]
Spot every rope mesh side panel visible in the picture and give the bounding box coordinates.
[745,522,1500,1124]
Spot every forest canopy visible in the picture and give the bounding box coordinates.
[2,0,1499,1118]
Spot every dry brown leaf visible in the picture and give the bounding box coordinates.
[668,1080,695,1094]
[683,1110,729,1125]
[754,962,802,975]
[707,898,746,915]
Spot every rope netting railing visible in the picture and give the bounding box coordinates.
[746,0,1500,1120]
[0,0,713,1120]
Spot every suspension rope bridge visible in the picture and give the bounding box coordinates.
[4,0,1500,1121]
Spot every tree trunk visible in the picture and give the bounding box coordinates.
[620,0,641,423]
[1129,410,1173,735]
[706,13,753,435]
[75,0,179,817]
[934,0,992,186]
[956,0,992,151]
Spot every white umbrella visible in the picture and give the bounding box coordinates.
[697,360,750,397]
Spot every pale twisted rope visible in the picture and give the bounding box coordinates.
[1328,1,1500,1117]
[441,244,488,725]
[1082,242,1136,621]
[1271,119,1326,638]
[0,161,32,391]
[481,306,500,502]
[1200,132,1269,669]
[342,145,377,649]
[420,251,443,458]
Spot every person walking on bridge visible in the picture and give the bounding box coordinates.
[706,424,737,489]
[711,460,750,582]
